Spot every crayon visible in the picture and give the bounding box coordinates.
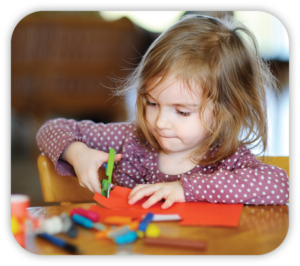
[114,230,138,245]
[72,214,106,231]
[138,212,154,232]
[103,216,133,225]
[137,212,153,238]
[38,233,79,254]
[95,220,139,239]
[144,237,206,250]
[70,208,99,223]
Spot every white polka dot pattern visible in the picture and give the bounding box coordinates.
[36,118,289,205]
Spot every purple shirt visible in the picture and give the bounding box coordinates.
[36,118,289,205]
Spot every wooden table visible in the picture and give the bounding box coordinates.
[24,203,289,255]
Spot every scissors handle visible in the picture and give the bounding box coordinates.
[105,148,115,183]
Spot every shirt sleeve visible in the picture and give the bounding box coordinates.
[36,118,130,177]
[180,147,289,205]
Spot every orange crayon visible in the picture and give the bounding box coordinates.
[103,216,133,225]
[95,220,139,239]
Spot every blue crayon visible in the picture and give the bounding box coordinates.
[72,214,93,228]
[72,214,106,231]
[138,212,154,232]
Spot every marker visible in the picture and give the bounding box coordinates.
[144,237,206,250]
[70,208,99,223]
[38,233,79,254]
[61,212,78,238]
[138,212,154,232]
[72,214,106,231]
[137,212,154,237]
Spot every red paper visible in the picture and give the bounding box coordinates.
[92,186,243,227]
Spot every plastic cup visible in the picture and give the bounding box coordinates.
[11,194,30,248]
[11,194,30,219]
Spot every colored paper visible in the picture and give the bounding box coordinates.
[92,186,243,227]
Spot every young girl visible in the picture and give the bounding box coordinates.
[36,14,289,209]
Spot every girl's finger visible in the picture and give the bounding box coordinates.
[128,184,148,199]
[98,152,110,164]
[82,181,95,194]
[114,154,122,161]
[88,173,102,194]
[128,185,158,205]
[142,190,165,209]
[79,181,86,188]
[161,195,175,209]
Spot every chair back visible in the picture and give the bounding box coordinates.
[37,153,106,204]
[256,156,289,177]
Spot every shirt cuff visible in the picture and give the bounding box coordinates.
[56,159,77,177]
[54,137,92,177]
[180,174,195,202]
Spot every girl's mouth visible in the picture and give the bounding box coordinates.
[159,134,175,139]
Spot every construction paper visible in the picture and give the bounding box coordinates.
[90,204,183,223]
[92,186,243,227]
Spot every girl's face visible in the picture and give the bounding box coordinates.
[145,75,214,158]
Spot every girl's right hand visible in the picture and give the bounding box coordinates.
[60,142,122,194]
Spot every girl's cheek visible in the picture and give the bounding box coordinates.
[146,109,156,124]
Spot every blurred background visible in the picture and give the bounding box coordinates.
[11,11,289,206]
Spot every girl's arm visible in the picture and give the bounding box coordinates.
[36,118,128,177]
[180,147,289,205]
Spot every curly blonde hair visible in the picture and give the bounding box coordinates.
[114,14,279,164]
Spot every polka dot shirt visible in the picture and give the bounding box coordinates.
[36,118,289,205]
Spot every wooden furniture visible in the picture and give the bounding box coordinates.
[25,203,289,255]
[37,153,103,204]
[256,156,289,177]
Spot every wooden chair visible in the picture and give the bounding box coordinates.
[37,153,107,205]
[37,153,289,205]
[256,156,289,177]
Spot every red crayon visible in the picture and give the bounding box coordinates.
[144,237,206,250]
[70,208,99,223]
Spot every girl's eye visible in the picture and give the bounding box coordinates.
[146,101,157,107]
[176,110,190,116]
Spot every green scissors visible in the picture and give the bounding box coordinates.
[101,148,115,198]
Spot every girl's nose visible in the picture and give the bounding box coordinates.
[156,111,171,129]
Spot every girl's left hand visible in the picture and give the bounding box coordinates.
[128,181,186,209]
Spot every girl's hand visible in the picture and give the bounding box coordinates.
[128,181,186,209]
[60,142,122,194]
